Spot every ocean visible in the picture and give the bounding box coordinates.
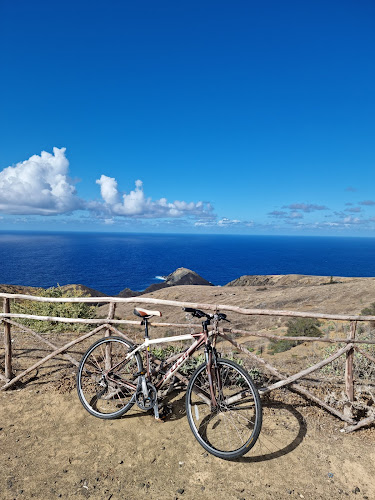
[0,231,375,296]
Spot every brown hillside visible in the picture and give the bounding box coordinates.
[109,275,375,328]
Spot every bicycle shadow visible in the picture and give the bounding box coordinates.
[120,388,187,421]
[120,394,307,464]
[237,399,307,463]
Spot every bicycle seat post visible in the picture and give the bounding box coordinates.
[143,317,149,340]
[141,316,160,420]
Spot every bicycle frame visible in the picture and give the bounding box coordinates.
[101,312,222,413]
[125,328,209,389]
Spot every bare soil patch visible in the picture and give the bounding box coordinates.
[1,377,375,500]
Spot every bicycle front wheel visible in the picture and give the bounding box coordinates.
[77,336,142,419]
[186,358,262,459]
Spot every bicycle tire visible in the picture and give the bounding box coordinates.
[185,358,262,459]
[77,336,143,419]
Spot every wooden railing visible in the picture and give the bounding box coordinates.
[1,292,374,433]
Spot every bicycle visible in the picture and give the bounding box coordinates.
[76,306,262,460]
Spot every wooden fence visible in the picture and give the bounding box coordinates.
[1,292,375,433]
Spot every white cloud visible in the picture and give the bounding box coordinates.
[359,200,375,206]
[0,147,83,215]
[194,221,213,227]
[93,175,213,219]
[218,218,242,226]
[268,210,303,220]
[195,217,254,228]
[289,211,303,219]
[282,203,328,212]
[345,207,361,213]
[96,175,120,205]
[343,216,361,224]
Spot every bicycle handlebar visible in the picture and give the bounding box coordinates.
[183,307,229,322]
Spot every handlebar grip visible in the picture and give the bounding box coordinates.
[183,307,197,313]
[183,307,206,318]
[217,313,228,321]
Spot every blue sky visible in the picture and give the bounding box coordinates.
[0,0,374,235]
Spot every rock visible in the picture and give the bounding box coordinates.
[118,267,213,297]
[141,283,170,294]
[164,268,213,286]
[117,288,141,298]
[59,284,107,297]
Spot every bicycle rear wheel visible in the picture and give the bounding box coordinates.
[186,358,262,459]
[77,336,142,419]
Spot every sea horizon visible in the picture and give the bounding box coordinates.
[2,229,375,238]
[1,231,375,295]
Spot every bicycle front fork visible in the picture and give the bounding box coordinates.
[205,347,221,407]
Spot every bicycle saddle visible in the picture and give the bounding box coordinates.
[134,307,162,318]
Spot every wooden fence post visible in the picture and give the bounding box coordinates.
[106,302,116,338]
[345,320,356,402]
[105,302,116,371]
[3,298,13,380]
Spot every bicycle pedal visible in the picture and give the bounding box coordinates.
[158,405,173,421]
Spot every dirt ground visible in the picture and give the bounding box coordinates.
[1,373,374,500]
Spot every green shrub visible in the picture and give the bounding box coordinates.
[361,303,375,328]
[322,340,375,380]
[360,303,375,316]
[179,353,205,375]
[286,317,322,337]
[150,345,181,360]
[246,367,263,382]
[268,317,322,354]
[12,286,97,333]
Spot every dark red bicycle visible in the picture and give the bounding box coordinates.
[77,307,262,460]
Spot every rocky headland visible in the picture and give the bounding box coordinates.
[0,267,213,298]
